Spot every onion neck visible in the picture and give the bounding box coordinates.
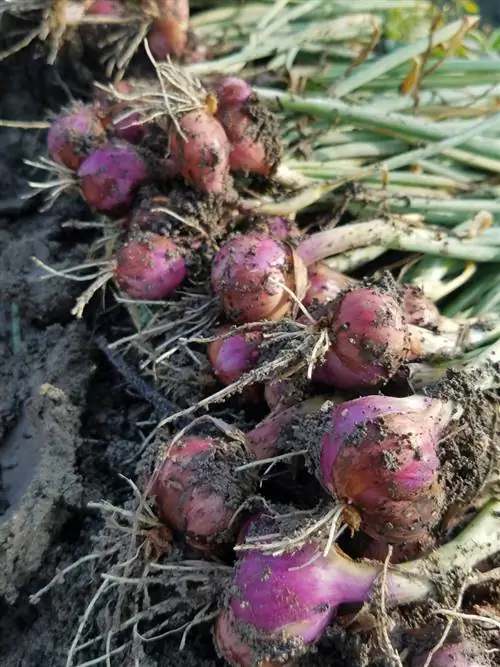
[327,498,500,608]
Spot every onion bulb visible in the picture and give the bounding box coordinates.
[150,435,255,550]
[214,76,282,177]
[47,105,106,171]
[114,233,186,300]
[317,395,453,542]
[211,232,307,324]
[77,140,149,215]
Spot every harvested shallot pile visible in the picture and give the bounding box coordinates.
[6,1,500,667]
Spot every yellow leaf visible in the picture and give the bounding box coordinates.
[400,58,422,95]
[461,1,479,14]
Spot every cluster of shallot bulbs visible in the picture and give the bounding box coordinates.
[38,65,500,667]
[5,0,196,64]
[41,72,282,309]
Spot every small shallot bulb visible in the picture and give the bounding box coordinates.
[207,325,262,385]
[47,105,106,171]
[257,216,301,242]
[168,108,231,194]
[214,76,282,177]
[412,639,490,667]
[303,263,355,308]
[317,395,453,543]
[245,396,325,460]
[77,141,149,215]
[150,435,254,549]
[114,233,186,299]
[314,286,408,390]
[147,0,190,60]
[211,232,307,324]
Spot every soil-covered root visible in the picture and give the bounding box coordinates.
[34,474,230,667]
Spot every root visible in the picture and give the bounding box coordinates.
[100,43,207,131]
[420,580,468,667]
[235,503,345,556]
[61,472,226,666]
[24,156,78,208]
[373,546,404,667]
[0,0,147,68]
[148,318,318,430]
[435,608,500,631]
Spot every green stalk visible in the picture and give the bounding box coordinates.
[330,17,478,98]
[256,88,500,169]
[296,217,500,266]
[399,499,500,588]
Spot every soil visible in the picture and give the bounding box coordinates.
[0,13,498,667]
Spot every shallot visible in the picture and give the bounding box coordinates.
[316,394,453,542]
[211,232,307,323]
[215,500,500,666]
[47,105,105,171]
[214,76,282,176]
[150,435,255,550]
[77,140,149,215]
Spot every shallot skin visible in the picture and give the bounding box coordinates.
[318,395,451,542]
[215,514,379,667]
[215,541,337,667]
[86,0,125,16]
[402,285,441,329]
[151,436,251,549]
[412,640,490,667]
[211,233,307,324]
[214,77,282,177]
[78,141,149,215]
[147,0,190,60]
[314,287,408,390]
[114,234,186,300]
[47,105,105,171]
[303,263,355,308]
[168,109,231,194]
[208,326,262,385]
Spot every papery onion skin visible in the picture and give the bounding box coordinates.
[112,111,148,144]
[147,18,188,60]
[151,435,254,549]
[208,326,262,385]
[402,285,441,329]
[78,141,149,215]
[214,76,282,177]
[47,105,106,171]
[127,193,173,231]
[303,263,355,309]
[314,287,408,390]
[168,109,231,194]
[259,216,301,242]
[264,377,304,412]
[114,233,186,300]
[246,397,325,460]
[318,395,452,542]
[363,532,437,563]
[412,640,490,667]
[211,232,307,324]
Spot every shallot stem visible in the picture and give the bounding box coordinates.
[295,217,500,267]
